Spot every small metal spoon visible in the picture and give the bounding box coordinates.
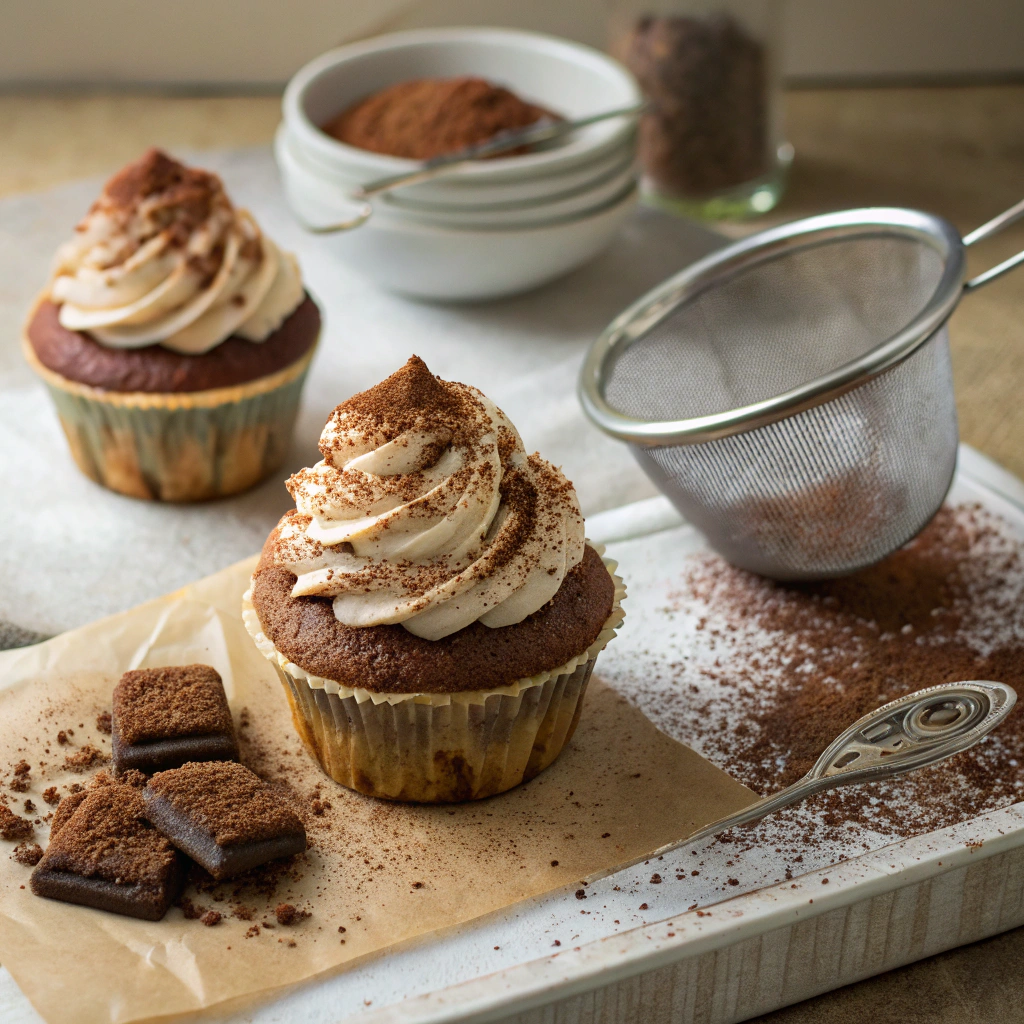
[299,101,646,234]
[679,680,1017,850]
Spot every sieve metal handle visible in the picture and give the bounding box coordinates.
[962,197,1024,291]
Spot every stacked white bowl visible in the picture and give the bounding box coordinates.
[278,28,642,301]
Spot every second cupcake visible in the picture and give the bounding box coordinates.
[23,148,321,501]
[244,356,624,802]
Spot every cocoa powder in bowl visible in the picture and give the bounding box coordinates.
[322,77,557,161]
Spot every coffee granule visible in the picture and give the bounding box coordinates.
[323,77,555,161]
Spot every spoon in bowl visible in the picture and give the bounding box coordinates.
[297,102,646,234]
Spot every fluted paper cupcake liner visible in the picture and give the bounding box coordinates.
[243,554,626,802]
[24,337,315,502]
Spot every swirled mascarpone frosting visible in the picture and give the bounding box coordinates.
[48,149,304,355]
[274,356,586,641]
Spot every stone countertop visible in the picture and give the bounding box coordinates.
[2,86,1023,1024]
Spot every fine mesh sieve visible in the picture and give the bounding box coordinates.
[580,201,1024,579]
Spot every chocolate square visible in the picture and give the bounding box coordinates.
[143,761,306,881]
[30,776,183,921]
[112,664,239,774]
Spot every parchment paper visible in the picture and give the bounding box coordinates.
[0,557,755,1024]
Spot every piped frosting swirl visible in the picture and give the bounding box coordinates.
[276,356,586,641]
[49,149,304,355]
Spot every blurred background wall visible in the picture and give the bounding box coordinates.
[2,0,1023,88]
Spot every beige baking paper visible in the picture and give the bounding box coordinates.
[0,556,755,1024]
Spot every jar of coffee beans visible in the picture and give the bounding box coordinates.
[610,0,791,218]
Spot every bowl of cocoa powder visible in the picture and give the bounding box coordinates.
[276,28,642,300]
[281,28,640,200]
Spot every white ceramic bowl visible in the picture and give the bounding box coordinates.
[276,124,637,229]
[282,28,642,187]
[277,121,637,209]
[311,184,639,302]
[277,27,642,300]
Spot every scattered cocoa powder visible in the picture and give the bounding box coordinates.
[611,504,1024,842]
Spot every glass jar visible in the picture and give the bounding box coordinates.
[609,0,792,219]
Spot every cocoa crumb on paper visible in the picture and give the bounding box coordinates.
[63,745,108,772]
[0,804,33,841]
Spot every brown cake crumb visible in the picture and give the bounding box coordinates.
[24,800,36,814]
[113,665,235,746]
[0,804,34,841]
[64,745,108,772]
[42,787,60,806]
[36,780,178,888]
[145,761,304,847]
[177,896,207,920]
[57,731,69,745]
[201,910,222,927]
[14,842,43,866]
[95,712,112,735]
[275,903,298,925]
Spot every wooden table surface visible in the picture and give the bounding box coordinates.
[2,85,1023,1023]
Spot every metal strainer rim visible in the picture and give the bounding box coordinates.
[579,206,965,447]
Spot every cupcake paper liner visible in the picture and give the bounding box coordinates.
[24,334,316,503]
[243,553,626,802]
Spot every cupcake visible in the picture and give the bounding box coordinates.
[23,149,321,502]
[243,356,624,802]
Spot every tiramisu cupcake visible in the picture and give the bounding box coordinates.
[243,357,624,802]
[23,149,321,501]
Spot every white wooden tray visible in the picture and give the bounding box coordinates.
[7,445,1017,1024]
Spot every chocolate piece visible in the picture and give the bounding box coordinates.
[31,778,182,920]
[112,664,239,774]
[26,293,320,394]
[143,762,306,881]
[251,539,615,694]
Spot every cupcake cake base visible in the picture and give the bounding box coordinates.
[243,552,625,803]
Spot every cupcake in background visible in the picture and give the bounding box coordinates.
[243,356,625,802]
[23,148,321,502]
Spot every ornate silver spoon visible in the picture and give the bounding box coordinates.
[678,680,1016,849]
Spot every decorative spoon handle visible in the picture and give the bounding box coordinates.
[683,680,1016,848]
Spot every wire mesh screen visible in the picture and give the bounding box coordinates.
[603,235,946,422]
[633,331,958,579]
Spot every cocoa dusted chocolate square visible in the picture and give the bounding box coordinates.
[30,775,183,920]
[143,761,306,881]
[111,664,239,774]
